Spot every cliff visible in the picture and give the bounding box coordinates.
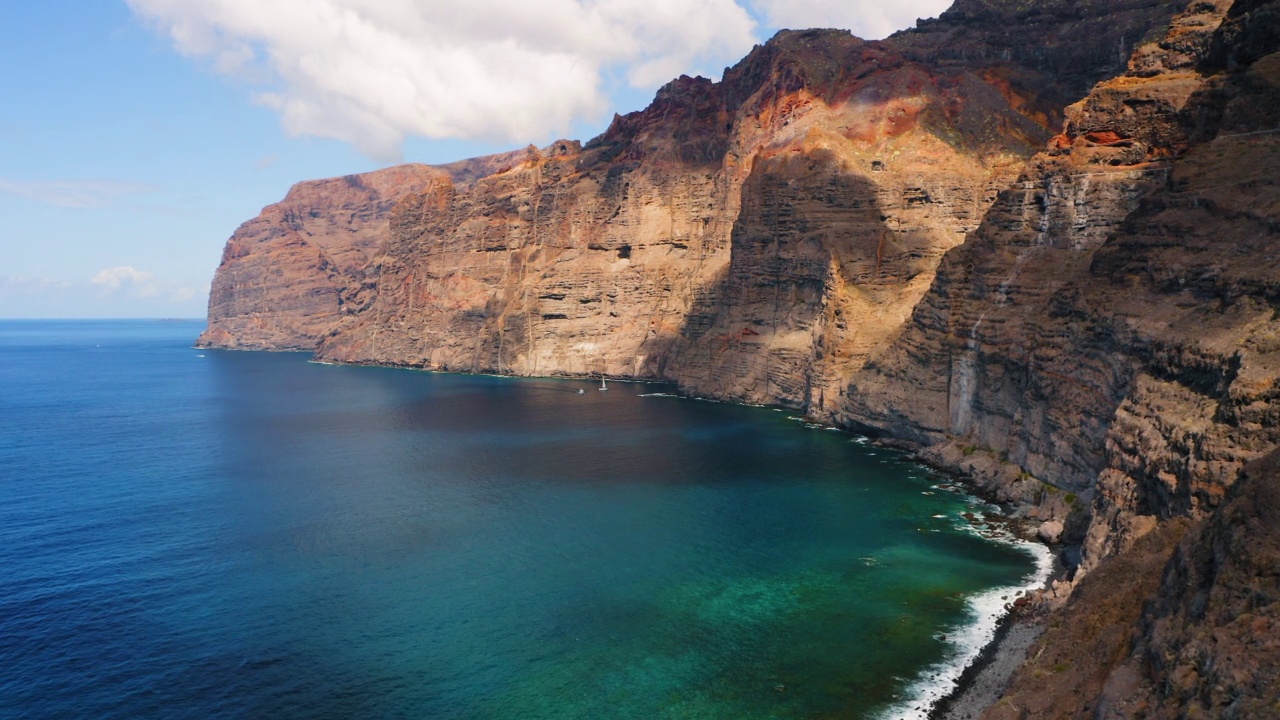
[199,149,538,350]
[199,163,443,350]
[844,0,1280,587]
[199,2,1181,417]
[198,0,1280,716]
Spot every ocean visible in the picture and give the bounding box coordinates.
[0,320,1045,719]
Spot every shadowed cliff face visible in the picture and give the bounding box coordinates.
[844,0,1280,583]
[897,0,1192,128]
[306,29,1056,398]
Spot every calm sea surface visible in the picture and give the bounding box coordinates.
[0,320,1040,719]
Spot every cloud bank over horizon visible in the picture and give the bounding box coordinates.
[129,0,951,162]
[0,179,158,209]
[0,267,202,318]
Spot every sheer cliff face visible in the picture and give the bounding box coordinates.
[845,0,1280,577]
[310,30,1049,407]
[197,148,541,350]
[202,2,1181,411]
[196,1,1268,558]
[199,164,447,350]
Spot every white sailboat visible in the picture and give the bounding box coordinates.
[599,376,608,391]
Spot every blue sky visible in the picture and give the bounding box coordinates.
[0,0,950,318]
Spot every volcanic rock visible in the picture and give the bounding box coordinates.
[196,1,1280,716]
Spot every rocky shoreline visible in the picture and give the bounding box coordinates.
[931,616,1044,720]
[888,442,1064,720]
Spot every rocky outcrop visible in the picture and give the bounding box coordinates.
[197,151,538,350]
[984,449,1280,719]
[197,164,445,350]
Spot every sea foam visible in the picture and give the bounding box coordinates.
[876,517,1054,720]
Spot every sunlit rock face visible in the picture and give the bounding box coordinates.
[203,1,1179,407]
[198,164,445,350]
[197,150,537,351]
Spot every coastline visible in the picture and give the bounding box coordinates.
[929,615,1045,720]
[881,507,1053,720]
[839,432,1058,720]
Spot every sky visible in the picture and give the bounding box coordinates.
[0,0,951,318]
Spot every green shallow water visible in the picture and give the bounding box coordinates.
[0,320,1041,719]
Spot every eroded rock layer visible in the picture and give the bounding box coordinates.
[200,2,1182,412]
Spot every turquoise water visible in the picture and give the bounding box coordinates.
[0,320,1039,719]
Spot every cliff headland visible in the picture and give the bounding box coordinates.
[199,0,1280,715]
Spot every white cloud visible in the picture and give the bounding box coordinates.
[90,266,199,305]
[748,0,952,40]
[0,272,205,318]
[92,266,157,295]
[0,179,157,209]
[169,286,199,303]
[0,275,75,296]
[127,0,758,162]
[127,0,953,162]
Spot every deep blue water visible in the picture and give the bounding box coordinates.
[0,320,1041,719]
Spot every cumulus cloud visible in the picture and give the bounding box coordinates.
[90,266,200,305]
[127,0,758,161]
[128,0,955,161]
[748,0,952,40]
[0,179,157,209]
[92,266,158,296]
